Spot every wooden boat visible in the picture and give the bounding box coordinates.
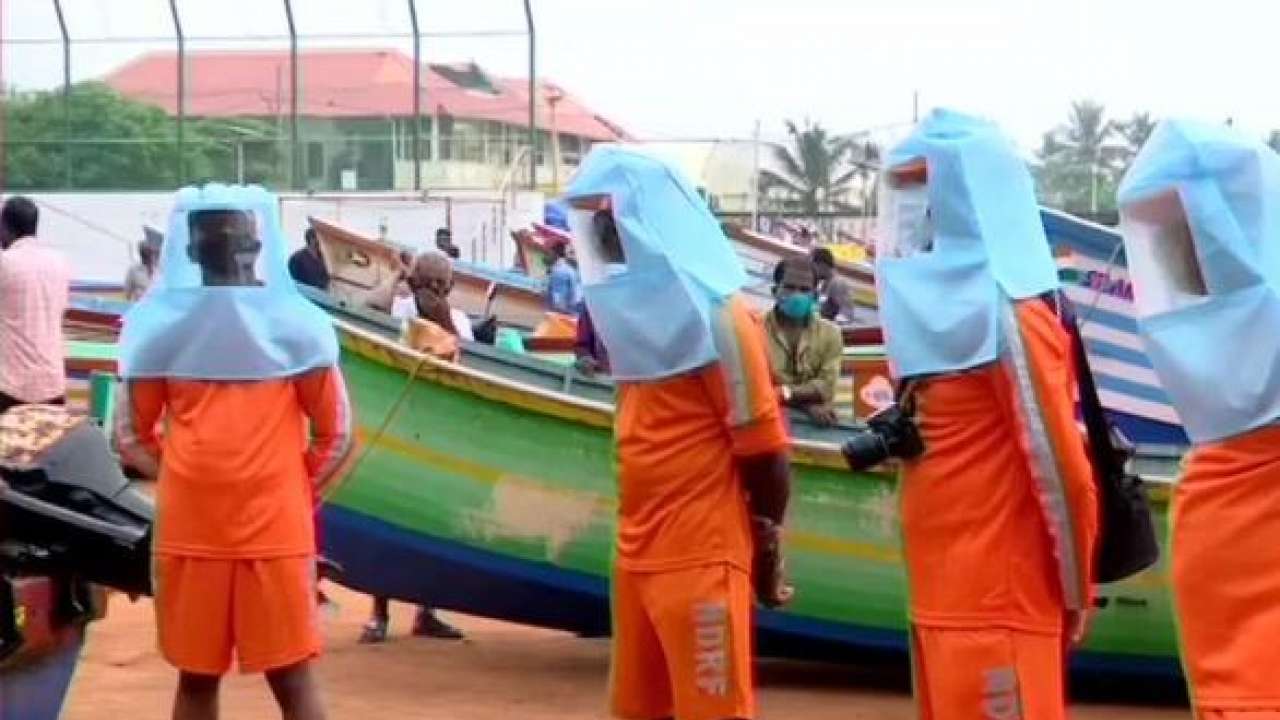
[313,298,1181,678]
[309,216,550,329]
[721,223,878,320]
[66,294,1183,677]
[1041,208,1186,445]
[510,222,574,282]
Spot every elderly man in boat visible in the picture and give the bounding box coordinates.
[565,146,793,720]
[863,110,1097,718]
[1118,119,1280,719]
[358,248,470,642]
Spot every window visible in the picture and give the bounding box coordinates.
[307,142,325,179]
[394,118,432,162]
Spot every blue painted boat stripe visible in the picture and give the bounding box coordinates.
[1085,338,1155,369]
[1095,372,1173,405]
[1073,305,1140,334]
[322,502,1176,676]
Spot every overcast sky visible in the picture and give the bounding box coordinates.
[3,0,1275,152]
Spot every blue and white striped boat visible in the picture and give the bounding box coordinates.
[1041,208,1188,446]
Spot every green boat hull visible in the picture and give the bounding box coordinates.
[321,320,1181,676]
[61,296,1182,675]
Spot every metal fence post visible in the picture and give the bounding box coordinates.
[52,0,71,188]
[523,0,536,190]
[169,0,185,186]
[283,0,299,190]
[408,0,422,192]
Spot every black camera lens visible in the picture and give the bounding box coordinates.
[841,431,891,472]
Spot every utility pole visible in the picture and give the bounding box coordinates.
[749,119,761,231]
[523,0,537,190]
[912,90,919,123]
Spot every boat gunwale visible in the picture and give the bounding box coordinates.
[334,318,856,472]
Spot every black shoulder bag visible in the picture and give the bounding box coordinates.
[1052,293,1161,583]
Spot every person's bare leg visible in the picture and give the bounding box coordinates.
[359,596,390,643]
[265,659,326,720]
[171,672,220,720]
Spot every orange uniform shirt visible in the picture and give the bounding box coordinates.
[901,299,1097,633]
[614,296,789,574]
[116,367,352,559]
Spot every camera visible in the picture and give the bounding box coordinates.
[840,404,925,471]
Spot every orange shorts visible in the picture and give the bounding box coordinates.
[609,563,754,720]
[153,554,321,675]
[911,625,1066,720]
[1173,426,1280,713]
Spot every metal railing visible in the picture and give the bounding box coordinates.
[1,0,538,193]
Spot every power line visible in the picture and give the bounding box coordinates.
[1,30,527,45]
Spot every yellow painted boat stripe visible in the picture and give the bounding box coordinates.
[358,424,905,566]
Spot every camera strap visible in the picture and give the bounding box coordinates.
[1044,292,1127,476]
[895,379,919,417]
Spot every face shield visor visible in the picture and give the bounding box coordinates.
[1119,190,1210,319]
[876,159,935,260]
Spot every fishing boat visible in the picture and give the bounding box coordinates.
[68,285,1182,679]
[503,216,880,322]
[721,223,879,320]
[1041,208,1187,446]
[309,216,550,329]
[310,299,1180,678]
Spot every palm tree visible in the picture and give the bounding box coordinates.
[849,140,882,216]
[1035,100,1123,216]
[1062,101,1120,214]
[1114,112,1156,179]
[758,120,859,231]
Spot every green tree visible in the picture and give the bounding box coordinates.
[3,81,282,191]
[848,140,881,216]
[1113,112,1156,180]
[1035,100,1123,217]
[758,120,860,226]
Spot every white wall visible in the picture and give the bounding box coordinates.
[22,190,544,284]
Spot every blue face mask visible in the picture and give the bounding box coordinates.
[777,292,816,320]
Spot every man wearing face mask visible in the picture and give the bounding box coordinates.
[868,111,1097,719]
[765,258,842,426]
[115,186,351,720]
[1118,120,1280,718]
[566,147,792,720]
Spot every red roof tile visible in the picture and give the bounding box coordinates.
[103,48,628,142]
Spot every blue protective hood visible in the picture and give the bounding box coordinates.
[1118,119,1280,442]
[563,145,747,382]
[119,184,339,380]
[876,109,1060,379]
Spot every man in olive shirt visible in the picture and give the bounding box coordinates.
[765,258,843,426]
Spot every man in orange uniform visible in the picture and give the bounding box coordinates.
[565,146,793,720]
[1118,120,1280,719]
[116,185,351,720]
[869,111,1097,719]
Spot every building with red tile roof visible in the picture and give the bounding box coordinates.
[104,48,628,191]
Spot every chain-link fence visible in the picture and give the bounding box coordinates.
[0,0,574,194]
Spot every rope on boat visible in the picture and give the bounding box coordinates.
[340,350,435,484]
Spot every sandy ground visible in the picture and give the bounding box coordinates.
[63,584,1188,720]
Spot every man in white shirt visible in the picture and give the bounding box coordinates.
[0,196,70,413]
